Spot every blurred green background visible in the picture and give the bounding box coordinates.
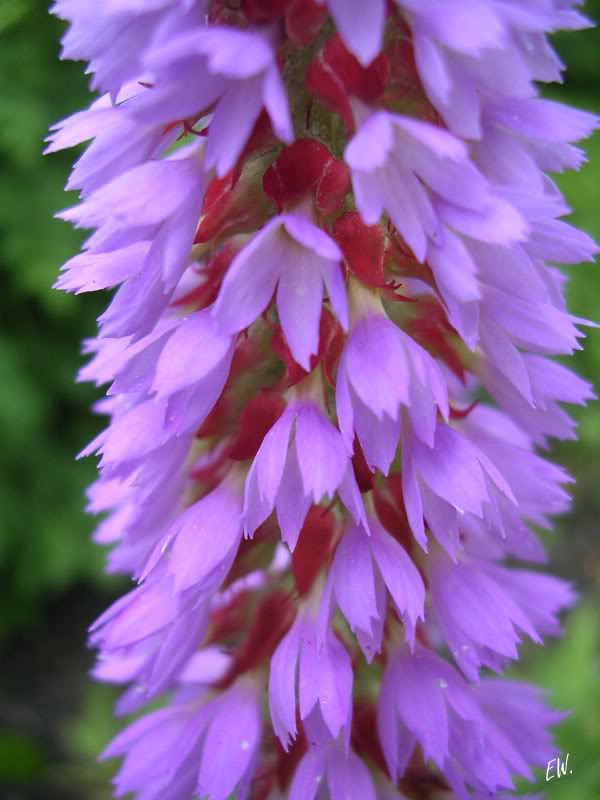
[0,3,598,799]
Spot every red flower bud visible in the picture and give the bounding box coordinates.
[263,138,349,213]
[229,392,286,461]
[306,33,390,131]
[285,0,326,45]
[292,506,337,595]
[333,211,387,288]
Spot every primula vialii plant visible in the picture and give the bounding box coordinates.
[49,1,597,798]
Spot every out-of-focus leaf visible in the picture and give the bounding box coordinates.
[515,604,600,799]
[0,731,47,782]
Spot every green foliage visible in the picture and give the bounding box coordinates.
[0,731,47,783]
[0,4,112,633]
[514,605,600,799]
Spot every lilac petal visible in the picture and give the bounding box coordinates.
[352,390,401,476]
[263,63,293,142]
[275,444,312,551]
[299,628,352,742]
[438,195,528,245]
[147,605,209,695]
[197,685,261,800]
[212,218,285,334]
[334,351,356,451]
[152,310,234,399]
[71,158,201,228]
[377,659,416,781]
[528,218,599,263]
[95,398,168,466]
[414,424,489,516]
[344,111,393,173]
[320,256,349,331]
[45,104,113,153]
[324,0,385,66]
[298,622,320,721]
[401,0,505,55]
[401,438,427,550]
[316,571,335,650]
[205,75,264,177]
[289,750,327,800]
[276,255,324,370]
[130,62,226,127]
[146,26,270,81]
[110,325,176,396]
[253,409,294,506]
[349,165,386,225]
[332,524,378,634]
[146,186,203,291]
[356,571,386,661]
[379,163,436,263]
[317,636,353,744]
[370,521,425,645]
[327,749,377,800]
[95,580,178,649]
[480,319,533,404]
[392,651,451,767]
[283,214,342,261]
[420,485,461,559]
[485,565,576,638]
[393,117,489,210]
[427,228,480,303]
[243,460,275,538]
[55,241,151,294]
[337,463,370,530]
[97,256,171,340]
[193,27,273,79]
[483,285,584,355]
[412,29,452,105]
[346,316,409,419]
[166,484,242,594]
[487,97,598,143]
[295,405,347,500]
[100,706,179,761]
[269,620,302,749]
[166,707,213,785]
[179,647,232,685]
[161,354,233,440]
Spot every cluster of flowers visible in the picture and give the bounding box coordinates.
[49,1,597,798]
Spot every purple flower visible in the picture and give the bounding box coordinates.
[136,24,293,175]
[345,111,526,261]
[337,288,448,473]
[269,610,353,750]
[243,392,351,549]
[401,418,515,556]
[51,0,596,797]
[102,677,262,800]
[60,144,209,339]
[289,742,377,800]
[378,645,560,796]
[426,549,575,679]
[147,473,244,595]
[213,212,348,369]
[45,83,166,196]
[323,517,424,656]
